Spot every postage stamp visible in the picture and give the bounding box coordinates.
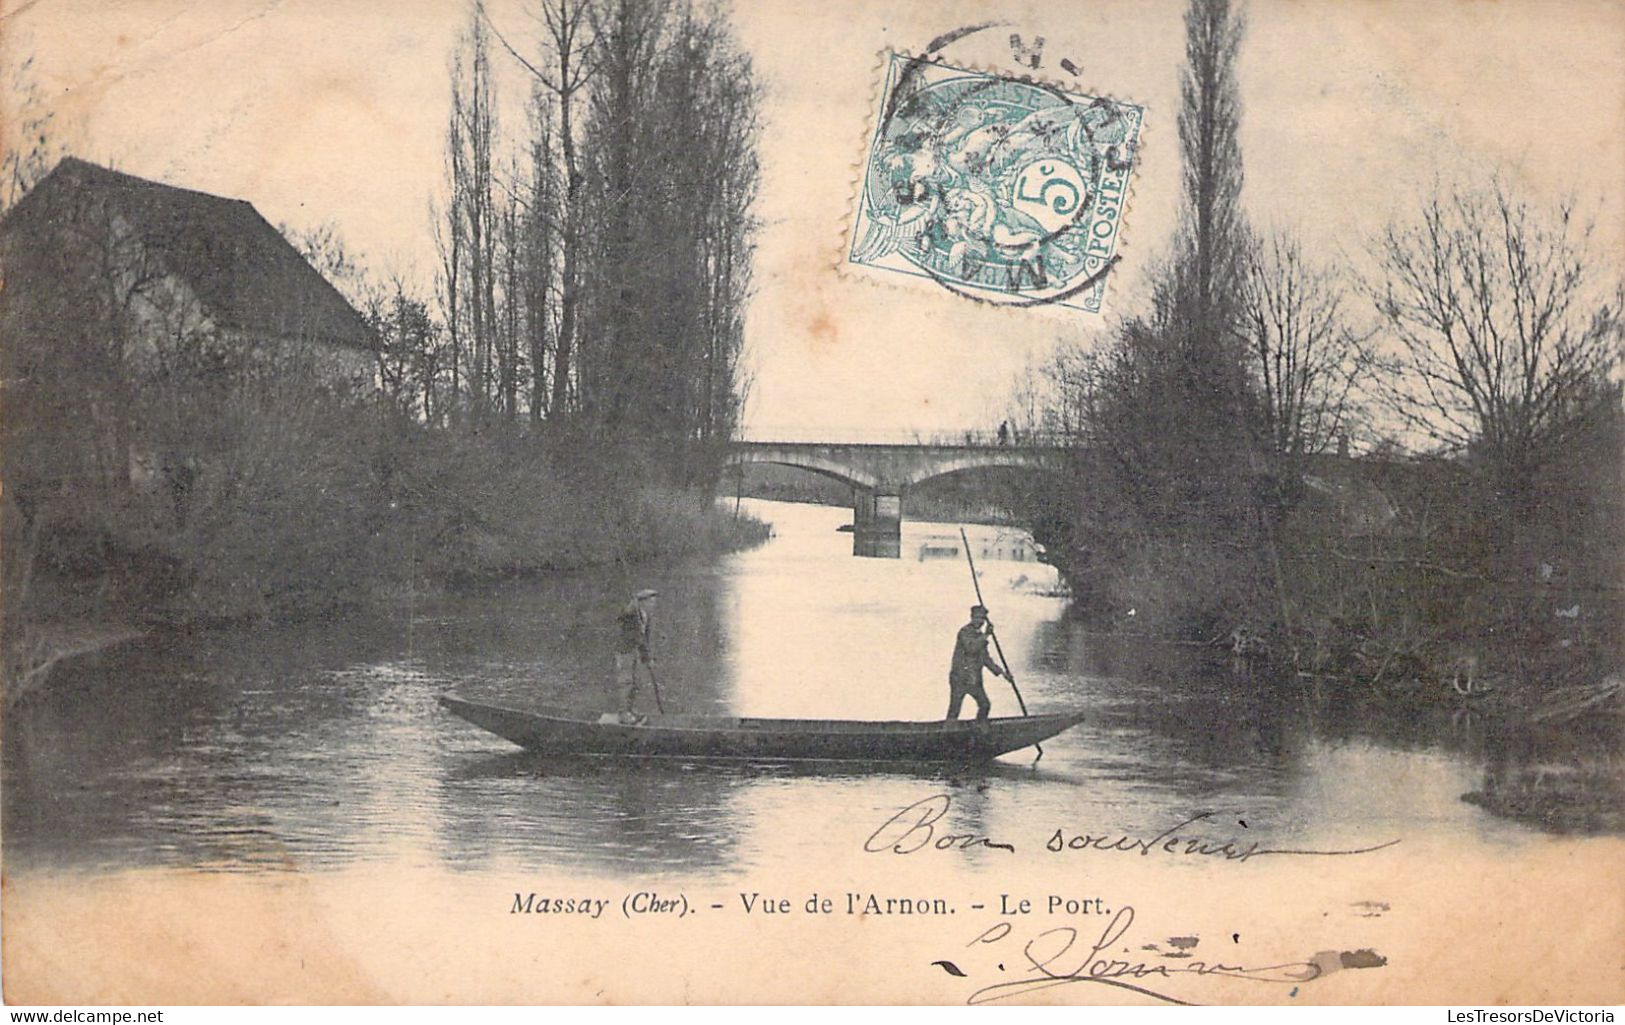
[848,52,1144,314]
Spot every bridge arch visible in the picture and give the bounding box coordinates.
[728,440,1065,558]
[721,449,879,490]
[893,451,1060,489]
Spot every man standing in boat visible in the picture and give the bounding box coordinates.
[947,604,1007,720]
[615,588,658,723]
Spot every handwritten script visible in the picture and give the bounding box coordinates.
[866,794,1400,860]
[865,794,1016,854]
[959,905,1322,1005]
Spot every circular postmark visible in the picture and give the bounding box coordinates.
[850,31,1141,311]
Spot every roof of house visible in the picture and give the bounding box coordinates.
[4,157,374,352]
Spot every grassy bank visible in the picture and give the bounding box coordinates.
[1019,439,1625,832]
[4,395,769,644]
[1028,433,1622,690]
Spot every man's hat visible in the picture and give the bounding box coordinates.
[970,605,988,615]
[636,588,660,600]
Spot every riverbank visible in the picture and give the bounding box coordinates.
[1,620,148,705]
[1463,754,1625,835]
[4,405,772,701]
[3,497,769,703]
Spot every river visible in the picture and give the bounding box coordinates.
[3,498,1538,878]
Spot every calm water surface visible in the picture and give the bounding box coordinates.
[3,499,1536,876]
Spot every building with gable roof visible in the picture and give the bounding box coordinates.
[0,157,376,497]
[2,157,374,372]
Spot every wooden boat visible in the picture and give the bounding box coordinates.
[439,695,1083,763]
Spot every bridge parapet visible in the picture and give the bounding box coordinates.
[739,427,1069,447]
[727,440,1064,491]
[726,439,1066,558]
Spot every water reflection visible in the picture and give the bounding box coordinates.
[432,751,1056,874]
[435,753,746,873]
[3,499,1546,878]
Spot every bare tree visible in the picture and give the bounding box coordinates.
[575,0,664,429]
[436,8,503,421]
[463,0,757,474]
[522,91,560,421]
[465,12,499,414]
[574,0,758,473]
[1241,230,1369,459]
[1371,180,1623,494]
[281,220,377,310]
[1,54,67,213]
[435,114,465,416]
[365,276,441,419]
[497,166,524,421]
[481,0,597,418]
[1171,0,1249,341]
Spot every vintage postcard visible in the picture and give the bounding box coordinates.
[2,0,1622,1008]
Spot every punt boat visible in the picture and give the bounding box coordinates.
[439,695,1082,763]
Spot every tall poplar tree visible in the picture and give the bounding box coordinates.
[1036,0,1265,634]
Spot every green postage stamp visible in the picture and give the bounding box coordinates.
[849,52,1144,313]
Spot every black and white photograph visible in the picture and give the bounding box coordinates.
[1,0,1621,1007]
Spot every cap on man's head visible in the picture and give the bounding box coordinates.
[635,588,660,600]
[970,605,988,616]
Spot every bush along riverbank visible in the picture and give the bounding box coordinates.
[1023,444,1624,833]
[1033,449,1622,707]
[2,398,770,697]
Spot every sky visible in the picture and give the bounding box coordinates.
[5,0,1623,439]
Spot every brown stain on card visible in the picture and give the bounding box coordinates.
[1310,948,1390,978]
[805,309,839,350]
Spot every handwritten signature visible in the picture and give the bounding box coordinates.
[866,795,1399,861]
[958,906,1321,1005]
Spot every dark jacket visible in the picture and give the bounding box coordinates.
[616,601,651,660]
[950,621,1002,684]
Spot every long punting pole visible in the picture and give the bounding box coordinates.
[645,662,667,714]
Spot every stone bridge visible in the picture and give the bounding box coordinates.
[725,440,1064,557]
